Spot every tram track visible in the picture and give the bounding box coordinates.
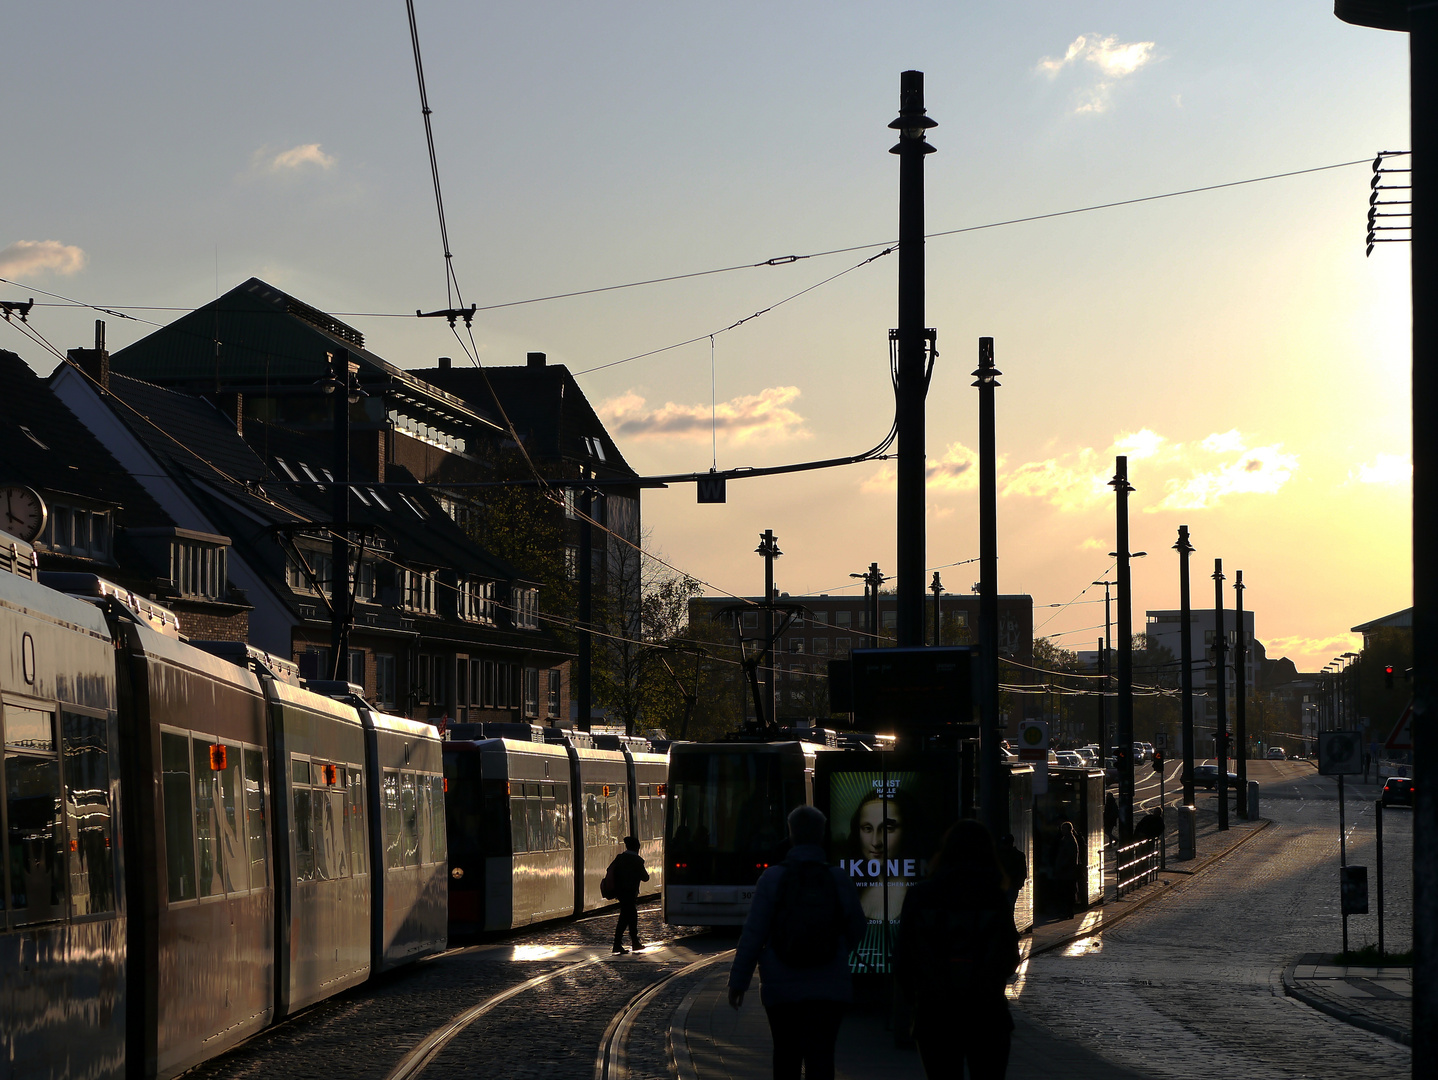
[593,950,734,1080]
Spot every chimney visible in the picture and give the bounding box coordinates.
[67,319,109,393]
[527,351,546,369]
[439,356,451,370]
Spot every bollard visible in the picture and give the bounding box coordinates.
[1247,781,1260,821]
[1177,804,1196,860]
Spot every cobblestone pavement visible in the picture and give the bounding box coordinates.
[1016,761,1413,1079]
[1283,954,1412,1046]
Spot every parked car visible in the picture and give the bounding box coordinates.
[1192,764,1239,790]
[1075,747,1099,767]
[1055,750,1084,768]
[1266,747,1287,760]
[1382,776,1414,808]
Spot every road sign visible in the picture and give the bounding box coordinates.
[1153,731,1168,750]
[1017,719,1049,761]
[1318,730,1363,776]
[1385,704,1413,751]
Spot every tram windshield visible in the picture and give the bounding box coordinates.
[667,750,801,864]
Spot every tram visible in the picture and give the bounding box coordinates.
[662,740,817,925]
[0,540,446,1080]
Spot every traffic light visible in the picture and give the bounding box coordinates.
[1385,664,1395,689]
[1152,749,1164,774]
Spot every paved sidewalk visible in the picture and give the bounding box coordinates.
[673,811,1270,1080]
[1282,954,1412,1047]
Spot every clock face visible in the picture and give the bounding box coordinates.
[0,486,47,543]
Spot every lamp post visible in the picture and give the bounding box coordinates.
[1093,579,1116,763]
[756,530,782,724]
[1175,525,1197,806]
[320,350,362,684]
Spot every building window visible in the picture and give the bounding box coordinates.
[460,579,496,624]
[836,637,852,654]
[515,587,539,630]
[547,670,560,718]
[881,610,897,630]
[812,638,830,655]
[836,611,852,628]
[742,611,759,631]
[43,505,113,561]
[403,569,437,614]
[811,612,828,627]
[565,546,578,581]
[288,550,332,596]
[416,654,447,706]
[789,639,805,654]
[170,540,228,599]
[348,650,365,690]
[523,668,540,719]
[376,654,397,709]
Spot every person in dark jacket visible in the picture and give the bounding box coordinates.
[607,836,649,954]
[728,805,866,1080]
[895,820,1021,1080]
[1104,792,1120,842]
[996,833,1027,920]
[1052,820,1080,920]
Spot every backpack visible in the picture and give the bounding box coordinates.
[910,905,1005,1000]
[769,861,842,968]
[600,864,617,900]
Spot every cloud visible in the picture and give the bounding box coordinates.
[1202,429,1247,454]
[259,143,336,173]
[1080,537,1106,551]
[1353,453,1411,486]
[860,440,985,494]
[598,385,810,443]
[1037,34,1156,114]
[1114,428,1167,460]
[1001,449,1113,511]
[1265,634,1362,670]
[1149,442,1298,511]
[0,240,86,278]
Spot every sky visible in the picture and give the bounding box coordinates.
[1,2,1415,671]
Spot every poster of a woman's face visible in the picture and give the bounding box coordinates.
[851,791,905,861]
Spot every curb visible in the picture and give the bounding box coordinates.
[1027,818,1273,960]
[1280,956,1412,1048]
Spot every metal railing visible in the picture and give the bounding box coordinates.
[1116,837,1160,897]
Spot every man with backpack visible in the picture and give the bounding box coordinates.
[728,805,866,1080]
[605,835,649,954]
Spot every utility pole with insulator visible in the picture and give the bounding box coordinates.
[1331,4,1437,1066]
[1213,558,1229,832]
[1111,457,1136,839]
[889,70,935,649]
[578,485,594,731]
[326,350,360,684]
[756,530,782,723]
[1175,525,1196,806]
[931,572,944,645]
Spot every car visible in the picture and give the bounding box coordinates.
[1267,747,1287,760]
[1054,750,1084,768]
[1382,776,1414,808]
[1192,764,1240,790]
[1075,747,1100,767]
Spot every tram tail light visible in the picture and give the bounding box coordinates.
[323,764,339,786]
[755,862,771,871]
[209,745,227,771]
[656,784,666,797]
[673,861,688,870]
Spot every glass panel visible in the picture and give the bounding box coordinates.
[5,707,55,751]
[553,782,571,849]
[429,775,446,862]
[348,769,367,876]
[292,759,315,883]
[244,748,267,889]
[62,713,115,916]
[510,797,528,853]
[525,796,542,853]
[383,770,402,869]
[330,789,347,877]
[161,732,195,902]
[6,751,66,922]
[219,745,247,893]
[540,791,557,852]
[312,777,336,881]
[401,772,420,867]
[192,741,220,897]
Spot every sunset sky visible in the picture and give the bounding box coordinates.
[2,3,1414,670]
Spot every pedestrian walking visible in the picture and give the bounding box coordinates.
[996,833,1026,919]
[605,836,649,954]
[728,805,866,1080]
[895,819,1021,1080]
[1053,820,1079,920]
[1103,792,1119,842]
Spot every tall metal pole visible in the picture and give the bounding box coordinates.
[867,563,883,646]
[1095,639,1105,756]
[1235,570,1248,817]
[1175,526,1196,806]
[1093,579,1115,764]
[328,350,353,683]
[1111,457,1135,840]
[578,487,593,731]
[1213,559,1229,832]
[975,337,1002,833]
[757,530,782,725]
[931,572,944,645]
[890,70,935,649]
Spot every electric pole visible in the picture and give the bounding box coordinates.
[756,530,782,724]
[1214,558,1229,832]
[1235,569,1248,817]
[890,70,935,649]
[975,336,1002,834]
[931,572,943,645]
[1175,525,1196,806]
[327,350,358,684]
[1093,578,1115,764]
[578,486,594,731]
[1111,457,1136,840]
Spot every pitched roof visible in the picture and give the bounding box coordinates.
[412,360,637,479]
[0,351,169,526]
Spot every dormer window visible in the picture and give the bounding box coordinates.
[42,504,112,562]
[170,538,228,599]
[459,578,495,625]
[402,568,437,614]
[514,586,539,630]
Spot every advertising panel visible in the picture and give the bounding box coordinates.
[822,760,955,975]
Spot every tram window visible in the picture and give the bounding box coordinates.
[428,775,446,862]
[509,793,528,853]
[525,788,542,853]
[61,713,115,916]
[5,708,65,923]
[191,740,220,897]
[161,732,196,901]
[540,786,557,852]
[292,757,316,883]
[552,782,571,849]
[401,772,420,867]
[218,744,248,893]
[347,769,367,876]
[244,749,267,889]
[314,775,339,881]
[383,770,402,869]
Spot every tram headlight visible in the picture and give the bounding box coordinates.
[450,866,464,880]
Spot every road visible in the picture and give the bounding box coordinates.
[1016,760,1412,1078]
